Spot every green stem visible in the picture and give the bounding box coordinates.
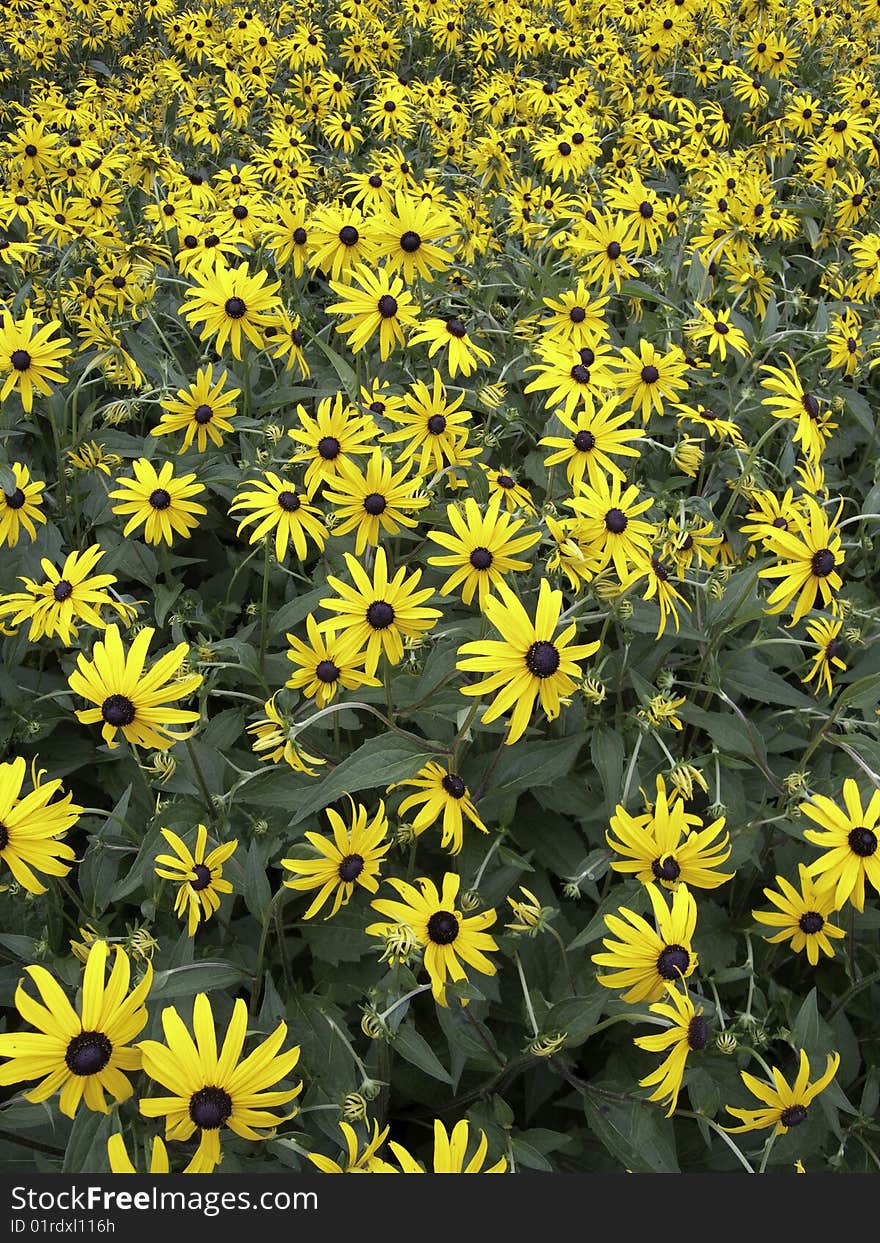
[677,1111,755,1173]
[184,738,219,824]
[258,538,271,679]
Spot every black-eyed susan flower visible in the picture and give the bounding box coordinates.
[0,756,80,894]
[634,986,710,1116]
[606,776,733,890]
[152,365,239,453]
[67,442,122,476]
[180,262,282,359]
[0,545,133,645]
[752,864,846,964]
[68,623,202,751]
[326,264,420,361]
[229,472,327,561]
[572,210,639,291]
[539,282,609,349]
[614,340,690,423]
[724,1050,840,1135]
[367,873,498,1007]
[383,370,472,474]
[524,339,617,416]
[0,942,151,1118]
[154,824,239,937]
[109,459,207,546]
[545,515,598,591]
[408,315,494,379]
[622,554,692,638]
[287,393,377,498]
[322,450,428,554]
[427,496,540,607]
[319,545,441,676]
[308,203,375,279]
[485,467,536,514]
[592,883,698,1003]
[139,993,302,1173]
[801,617,847,695]
[107,1132,173,1174]
[801,778,880,913]
[758,497,844,625]
[687,304,750,362]
[0,462,46,548]
[389,1118,507,1173]
[760,356,836,462]
[286,614,379,707]
[456,578,600,746]
[281,799,390,919]
[308,1120,396,1173]
[247,694,326,775]
[0,309,71,412]
[540,397,645,489]
[674,403,744,445]
[391,762,488,856]
[372,191,455,281]
[568,475,655,581]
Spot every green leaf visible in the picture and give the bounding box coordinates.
[540,990,606,1045]
[583,1093,680,1172]
[291,733,438,824]
[0,464,16,494]
[591,726,625,812]
[835,674,880,710]
[62,1109,113,1173]
[150,960,247,1000]
[311,335,358,400]
[491,736,583,796]
[392,1022,454,1084]
[243,839,272,923]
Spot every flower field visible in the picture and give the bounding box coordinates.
[1,0,880,1178]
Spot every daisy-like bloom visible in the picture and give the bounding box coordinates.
[606,776,733,891]
[642,693,688,732]
[367,873,498,1007]
[308,1121,396,1174]
[613,340,690,424]
[633,987,710,1117]
[308,203,375,280]
[456,578,600,746]
[67,443,122,477]
[801,778,880,913]
[319,545,441,676]
[326,264,420,361]
[757,497,844,625]
[0,463,46,547]
[0,546,133,645]
[760,355,836,462]
[286,614,379,708]
[740,487,804,548]
[288,394,377,499]
[0,942,151,1118]
[391,762,488,856]
[0,757,80,894]
[247,694,326,775]
[229,473,327,562]
[152,365,239,453]
[674,403,744,445]
[724,1050,840,1136]
[0,309,71,412]
[68,624,202,751]
[524,340,617,417]
[408,316,494,379]
[539,283,609,348]
[686,305,750,362]
[389,1118,507,1173]
[622,554,692,639]
[281,799,391,920]
[568,475,655,582]
[382,370,472,476]
[801,617,846,696]
[372,191,456,282]
[545,515,598,592]
[572,210,639,292]
[485,468,536,514]
[107,1132,172,1174]
[109,459,207,547]
[427,496,540,607]
[752,864,846,964]
[180,262,282,360]
[540,397,645,489]
[139,993,302,1173]
[154,825,239,938]
[322,451,428,554]
[825,311,861,376]
[592,883,698,1004]
[664,517,724,572]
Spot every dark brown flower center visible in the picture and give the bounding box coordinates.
[193,404,213,425]
[606,241,622,259]
[378,294,398,318]
[525,640,560,678]
[65,1031,112,1076]
[651,855,680,882]
[190,863,212,891]
[278,490,300,512]
[338,853,364,882]
[811,548,835,578]
[574,429,596,452]
[848,826,877,857]
[10,349,31,372]
[798,911,824,934]
[224,296,246,319]
[496,474,515,488]
[570,364,591,384]
[780,1104,808,1128]
[293,227,308,245]
[802,393,820,419]
[189,1086,233,1129]
[149,488,171,510]
[363,492,387,516]
[441,773,466,799]
[469,546,493,570]
[446,319,466,338]
[53,579,73,602]
[3,487,25,509]
[339,225,359,246]
[400,230,421,253]
[317,435,340,460]
[569,306,586,323]
[316,659,340,683]
[639,200,654,218]
[641,364,660,384]
[605,507,628,534]
[427,910,459,944]
[101,694,135,727]
[656,944,691,980]
[687,1015,709,1050]
[427,414,447,434]
[366,600,395,629]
